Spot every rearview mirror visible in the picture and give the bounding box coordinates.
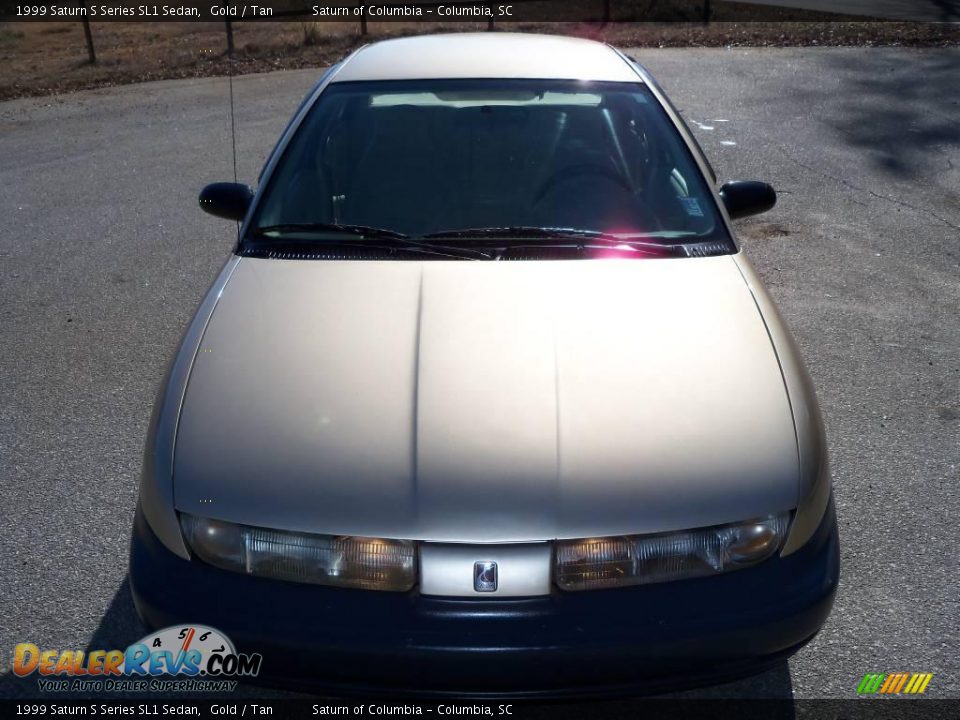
[199,182,254,222]
[719,181,777,220]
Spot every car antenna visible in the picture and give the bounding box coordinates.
[226,8,240,237]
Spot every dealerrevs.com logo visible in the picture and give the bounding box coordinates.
[13,625,262,693]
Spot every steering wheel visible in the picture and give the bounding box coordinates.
[533,163,633,205]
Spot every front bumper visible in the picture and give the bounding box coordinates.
[129,498,839,698]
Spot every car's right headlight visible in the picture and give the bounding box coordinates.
[555,513,791,591]
[179,514,416,592]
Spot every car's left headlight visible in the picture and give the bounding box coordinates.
[179,514,416,591]
[555,513,791,591]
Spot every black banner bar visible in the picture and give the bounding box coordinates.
[0,0,953,23]
[3,699,960,720]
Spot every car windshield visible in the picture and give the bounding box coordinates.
[251,79,729,246]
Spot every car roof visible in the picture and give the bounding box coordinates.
[330,33,641,83]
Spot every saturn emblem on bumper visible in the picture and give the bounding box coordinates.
[474,561,498,592]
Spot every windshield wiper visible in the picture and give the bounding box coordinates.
[422,225,695,243]
[253,222,408,240]
[423,226,601,240]
[248,223,492,260]
[422,226,693,247]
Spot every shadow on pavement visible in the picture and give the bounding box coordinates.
[930,0,960,21]
[0,578,290,701]
[820,50,960,184]
[653,661,794,701]
[0,579,147,700]
[82,577,147,657]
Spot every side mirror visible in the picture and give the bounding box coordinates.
[719,181,777,220]
[199,182,254,221]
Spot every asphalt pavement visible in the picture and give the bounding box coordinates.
[0,46,958,704]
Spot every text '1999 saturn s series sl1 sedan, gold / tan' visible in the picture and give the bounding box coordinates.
[129,33,839,697]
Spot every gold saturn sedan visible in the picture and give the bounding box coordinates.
[130,33,838,696]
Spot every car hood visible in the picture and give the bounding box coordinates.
[173,255,799,542]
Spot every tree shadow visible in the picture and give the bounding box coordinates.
[815,50,960,185]
[929,0,960,21]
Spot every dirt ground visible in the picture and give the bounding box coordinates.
[1,7,958,100]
